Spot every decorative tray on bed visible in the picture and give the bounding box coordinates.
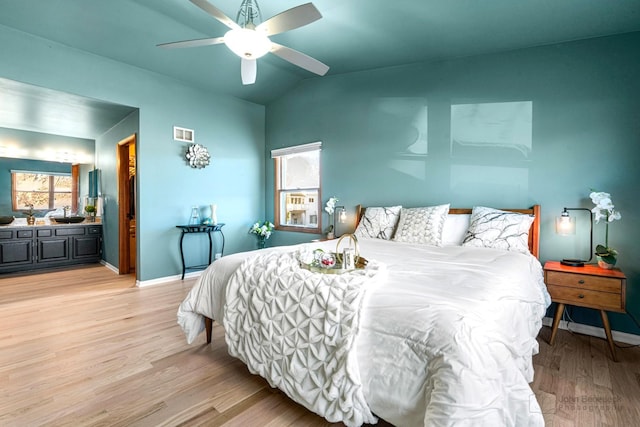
[298,234,368,274]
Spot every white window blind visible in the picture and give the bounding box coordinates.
[271,141,322,158]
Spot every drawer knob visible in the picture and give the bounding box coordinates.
[578,279,585,284]
[578,294,585,299]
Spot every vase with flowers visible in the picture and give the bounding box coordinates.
[324,196,338,239]
[590,190,621,269]
[250,220,274,249]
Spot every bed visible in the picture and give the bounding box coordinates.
[177,204,551,426]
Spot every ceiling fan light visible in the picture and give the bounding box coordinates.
[224,29,271,59]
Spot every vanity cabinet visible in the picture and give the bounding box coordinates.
[0,229,34,270]
[0,224,102,274]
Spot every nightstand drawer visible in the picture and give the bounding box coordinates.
[547,284,624,311]
[545,271,622,293]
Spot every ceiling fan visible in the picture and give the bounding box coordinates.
[158,0,329,85]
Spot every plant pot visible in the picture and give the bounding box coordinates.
[597,255,616,270]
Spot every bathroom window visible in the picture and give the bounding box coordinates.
[11,170,76,211]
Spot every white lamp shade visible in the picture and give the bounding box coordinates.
[338,208,347,223]
[555,215,576,235]
[224,29,271,59]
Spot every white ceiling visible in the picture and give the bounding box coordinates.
[1,0,639,138]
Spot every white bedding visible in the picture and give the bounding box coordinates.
[177,238,551,427]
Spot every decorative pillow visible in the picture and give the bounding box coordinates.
[441,214,471,246]
[354,206,402,240]
[462,206,535,254]
[393,204,450,246]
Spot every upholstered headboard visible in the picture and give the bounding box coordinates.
[355,205,541,259]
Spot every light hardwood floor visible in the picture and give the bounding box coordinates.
[1,265,638,426]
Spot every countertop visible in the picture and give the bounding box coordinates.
[0,217,102,228]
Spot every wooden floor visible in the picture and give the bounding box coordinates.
[1,265,639,426]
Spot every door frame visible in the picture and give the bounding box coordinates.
[117,134,136,275]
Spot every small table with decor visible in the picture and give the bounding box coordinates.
[176,223,225,280]
[543,261,626,361]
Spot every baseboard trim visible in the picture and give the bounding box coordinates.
[100,260,119,274]
[136,270,203,288]
[99,261,204,286]
[542,317,640,345]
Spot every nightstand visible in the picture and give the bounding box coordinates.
[543,261,626,361]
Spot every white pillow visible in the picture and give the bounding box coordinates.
[354,206,402,240]
[393,204,450,246]
[441,214,471,246]
[462,206,534,254]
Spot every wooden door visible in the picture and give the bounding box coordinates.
[117,134,137,275]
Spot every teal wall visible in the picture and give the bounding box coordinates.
[94,110,139,269]
[0,24,265,281]
[266,32,640,335]
[0,157,71,216]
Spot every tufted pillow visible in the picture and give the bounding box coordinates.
[354,206,402,240]
[393,204,450,246]
[462,206,534,254]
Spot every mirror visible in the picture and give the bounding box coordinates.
[0,127,95,217]
[0,77,135,219]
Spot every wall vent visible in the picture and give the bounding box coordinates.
[174,126,194,142]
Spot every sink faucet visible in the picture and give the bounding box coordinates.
[63,206,70,218]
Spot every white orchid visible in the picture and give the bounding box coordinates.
[324,197,338,215]
[589,191,621,224]
[589,190,621,264]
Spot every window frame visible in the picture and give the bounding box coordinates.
[11,167,79,212]
[273,143,322,234]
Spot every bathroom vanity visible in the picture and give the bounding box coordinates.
[0,220,102,274]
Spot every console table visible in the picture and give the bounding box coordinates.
[176,223,225,280]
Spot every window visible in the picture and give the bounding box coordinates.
[272,142,321,233]
[11,170,77,211]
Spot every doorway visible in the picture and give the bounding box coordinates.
[117,134,137,275]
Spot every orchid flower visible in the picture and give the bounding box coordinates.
[589,191,621,224]
[589,190,621,262]
[324,197,338,215]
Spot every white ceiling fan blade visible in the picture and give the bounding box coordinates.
[157,37,224,49]
[190,0,240,30]
[257,3,321,36]
[241,58,257,85]
[270,42,329,76]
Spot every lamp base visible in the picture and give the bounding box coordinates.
[561,259,585,267]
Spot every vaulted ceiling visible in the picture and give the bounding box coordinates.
[1,0,639,138]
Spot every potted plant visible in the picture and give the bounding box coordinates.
[22,203,36,225]
[589,191,621,269]
[324,196,338,239]
[84,205,97,222]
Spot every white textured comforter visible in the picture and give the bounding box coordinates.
[177,238,551,427]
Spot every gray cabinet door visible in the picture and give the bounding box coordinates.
[72,235,101,260]
[0,240,33,267]
[37,237,70,262]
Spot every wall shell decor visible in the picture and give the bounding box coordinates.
[185,143,211,169]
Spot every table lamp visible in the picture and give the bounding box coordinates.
[555,207,593,267]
